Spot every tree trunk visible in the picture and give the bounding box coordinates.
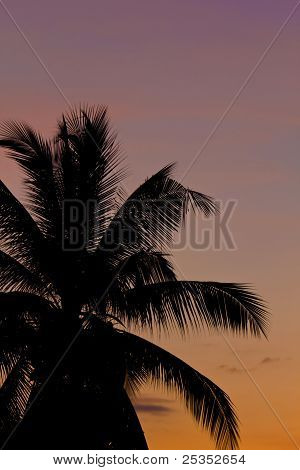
[3,385,148,450]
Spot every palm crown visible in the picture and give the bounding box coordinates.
[0,106,268,450]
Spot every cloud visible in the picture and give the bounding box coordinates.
[260,357,280,365]
[134,404,173,414]
[218,365,245,374]
[133,397,174,415]
[218,357,284,374]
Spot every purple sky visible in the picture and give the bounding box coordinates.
[0,0,299,448]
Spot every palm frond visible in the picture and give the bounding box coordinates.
[122,332,239,449]
[100,164,217,251]
[0,121,60,238]
[113,249,177,288]
[0,355,33,432]
[57,105,126,248]
[0,250,51,296]
[0,292,57,346]
[0,348,21,384]
[183,189,218,219]
[110,281,268,337]
[0,292,54,315]
[0,180,44,272]
[84,248,177,303]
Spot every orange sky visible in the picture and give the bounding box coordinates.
[0,0,299,449]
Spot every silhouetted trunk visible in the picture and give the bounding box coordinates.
[2,328,148,450]
[3,385,148,449]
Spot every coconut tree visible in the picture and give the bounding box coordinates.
[0,106,268,450]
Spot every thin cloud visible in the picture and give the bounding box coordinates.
[133,397,174,415]
[260,357,280,365]
[134,404,173,414]
[218,356,284,374]
[218,364,245,374]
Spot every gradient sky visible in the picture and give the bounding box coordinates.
[0,0,299,449]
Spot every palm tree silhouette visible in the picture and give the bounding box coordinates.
[0,106,268,450]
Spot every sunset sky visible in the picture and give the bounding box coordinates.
[0,0,299,449]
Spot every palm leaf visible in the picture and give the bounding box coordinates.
[100,164,217,251]
[85,248,177,304]
[110,281,268,336]
[0,121,60,239]
[0,180,44,271]
[0,355,33,432]
[56,105,126,248]
[0,250,51,296]
[0,292,57,346]
[112,249,177,288]
[122,332,239,449]
[0,348,21,384]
